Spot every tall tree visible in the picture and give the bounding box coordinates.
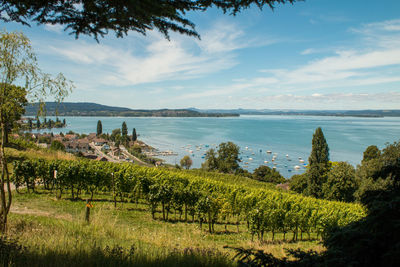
[121,121,128,145]
[0,30,72,233]
[96,120,102,136]
[306,127,330,198]
[0,1,298,41]
[132,128,137,142]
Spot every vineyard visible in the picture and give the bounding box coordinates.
[12,159,365,242]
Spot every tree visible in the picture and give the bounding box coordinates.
[253,165,285,184]
[322,162,357,202]
[289,173,308,194]
[111,128,121,142]
[0,30,72,233]
[36,118,40,128]
[306,127,330,198]
[96,120,102,136]
[202,142,241,174]
[121,121,128,145]
[0,1,298,41]
[202,148,218,171]
[362,145,380,163]
[217,142,241,173]
[180,155,193,169]
[1,84,27,144]
[132,128,137,142]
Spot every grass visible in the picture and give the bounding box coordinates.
[4,188,324,266]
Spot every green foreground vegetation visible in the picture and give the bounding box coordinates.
[4,189,325,266]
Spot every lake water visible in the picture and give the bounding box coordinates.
[33,115,400,177]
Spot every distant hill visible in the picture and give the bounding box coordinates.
[25,102,400,118]
[189,108,400,117]
[24,102,239,117]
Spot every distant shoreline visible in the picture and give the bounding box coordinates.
[24,102,400,118]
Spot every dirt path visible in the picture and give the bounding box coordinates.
[10,206,73,221]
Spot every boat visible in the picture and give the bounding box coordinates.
[267,150,272,154]
[299,159,305,163]
[286,154,289,157]
[264,161,269,163]
[249,158,253,161]
[294,165,301,170]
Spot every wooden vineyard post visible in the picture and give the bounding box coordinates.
[85,199,92,223]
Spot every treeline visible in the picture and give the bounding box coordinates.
[12,158,364,241]
[290,128,400,204]
[25,102,239,117]
[22,117,66,130]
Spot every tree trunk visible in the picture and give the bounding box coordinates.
[0,121,12,234]
[184,204,188,222]
[208,212,212,233]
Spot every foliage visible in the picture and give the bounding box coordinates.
[96,120,102,136]
[253,165,285,184]
[306,127,330,198]
[203,142,241,174]
[50,140,65,152]
[111,128,121,142]
[121,121,128,145]
[322,162,357,202]
[180,155,193,170]
[132,128,137,142]
[0,29,73,232]
[11,158,365,239]
[0,0,298,40]
[0,84,27,142]
[362,145,381,163]
[289,174,308,194]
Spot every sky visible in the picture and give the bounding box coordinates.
[2,0,400,110]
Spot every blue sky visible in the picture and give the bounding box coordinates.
[2,0,400,110]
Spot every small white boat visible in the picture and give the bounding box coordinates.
[249,158,253,161]
[267,150,272,154]
[264,161,269,163]
[294,165,301,170]
[299,159,305,163]
[286,154,289,157]
[245,146,249,150]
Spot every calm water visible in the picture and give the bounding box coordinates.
[33,115,400,177]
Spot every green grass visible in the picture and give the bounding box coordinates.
[4,189,324,266]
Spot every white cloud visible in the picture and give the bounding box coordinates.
[43,22,271,87]
[227,18,400,94]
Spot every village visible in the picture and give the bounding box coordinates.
[11,130,159,167]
